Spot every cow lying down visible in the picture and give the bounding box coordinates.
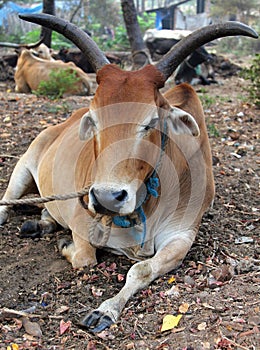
[0,14,257,333]
[14,48,92,95]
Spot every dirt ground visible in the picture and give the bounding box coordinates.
[0,59,259,350]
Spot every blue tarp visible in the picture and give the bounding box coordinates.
[0,1,42,27]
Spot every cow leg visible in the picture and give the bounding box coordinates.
[20,208,57,238]
[80,231,195,332]
[0,159,37,225]
[59,231,97,269]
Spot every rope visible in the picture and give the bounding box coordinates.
[0,122,168,249]
[0,187,91,206]
[111,121,168,247]
[88,214,112,248]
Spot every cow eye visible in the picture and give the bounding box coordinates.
[143,118,159,131]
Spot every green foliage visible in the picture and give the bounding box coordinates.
[33,68,80,99]
[90,11,155,51]
[137,12,156,34]
[0,30,20,42]
[207,123,220,138]
[21,29,71,49]
[240,54,260,107]
[46,101,71,114]
[199,92,216,109]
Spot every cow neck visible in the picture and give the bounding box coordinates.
[112,120,168,248]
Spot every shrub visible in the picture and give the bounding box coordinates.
[240,53,260,108]
[33,68,80,99]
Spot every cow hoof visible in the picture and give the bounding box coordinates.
[20,220,42,238]
[79,310,114,333]
[58,237,72,251]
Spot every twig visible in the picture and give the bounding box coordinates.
[197,260,218,269]
[48,315,64,319]
[0,307,42,319]
[233,209,260,216]
[222,336,250,350]
[0,154,20,159]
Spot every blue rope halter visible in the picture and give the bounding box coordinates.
[112,121,168,248]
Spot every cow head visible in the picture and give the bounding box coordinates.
[78,64,200,216]
[18,14,258,218]
[31,43,53,60]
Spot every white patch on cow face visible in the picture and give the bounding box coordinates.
[167,107,200,137]
[88,179,142,215]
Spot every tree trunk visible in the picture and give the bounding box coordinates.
[70,0,84,23]
[121,0,151,70]
[41,0,56,47]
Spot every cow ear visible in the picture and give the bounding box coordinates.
[167,106,200,137]
[79,112,96,140]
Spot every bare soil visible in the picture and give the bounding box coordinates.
[0,66,259,350]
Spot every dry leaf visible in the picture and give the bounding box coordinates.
[178,302,189,314]
[161,314,182,332]
[22,317,42,337]
[117,274,125,282]
[86,340,98,350]
[165,285,180,297]
[91,286,103,297]
[59,319,71,335]
[55,305,70,314]
[106,262,117,271]
[7,344,19,350]
[202,302,215,310]
[197,322,207,330]
[167,276,175,284]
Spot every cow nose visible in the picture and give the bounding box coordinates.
[90,188,128,214]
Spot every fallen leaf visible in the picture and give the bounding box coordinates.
[22,317,42,337]
[202,341,210,349]
[197,322,207,330]
[165,285,180,297]
[106,262,117,271]
[211,264,234,282]
[7,344,19,350]
[97,329,115,340]
[202,302,215,310]
[55,305,70,314]
[183,275,195,287]
[86,340,98,350]
[97,262,106,269]
[167,275,175,284]
[117,273,125,282]
[178,302,189,314]
[59,319,71,335]
[91,286,103,297]
[161,314,182,332]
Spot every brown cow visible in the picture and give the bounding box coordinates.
[0,38,53,67]
[0,14,257,333]
[14,48,92,95]
[31,42,55,61]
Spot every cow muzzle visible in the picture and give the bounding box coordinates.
[88,182,147,216]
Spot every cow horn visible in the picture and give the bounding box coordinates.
[0,36,45,49]
[19,13,110,72]
[155,21,258,81]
